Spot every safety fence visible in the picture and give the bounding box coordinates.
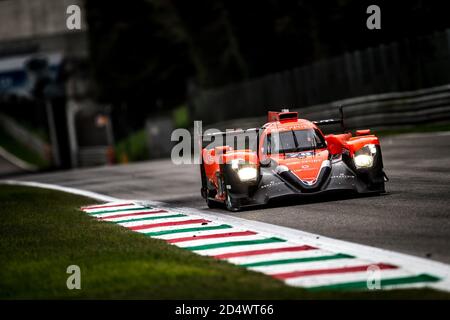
[0,113,51,161]
[203,83,450,132]
[192,29,450,128]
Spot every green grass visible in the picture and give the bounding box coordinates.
[173,105,190,128]
[0,185,449,299]
[115,129,149,163]
[0,127,49,169]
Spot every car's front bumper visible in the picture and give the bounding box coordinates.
[227,159,385,208]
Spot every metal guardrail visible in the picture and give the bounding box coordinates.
[192,29,450,126]
[0,113,51,161]
[296,83,450,130]
[78,146,113,167]
[204,83,450,131]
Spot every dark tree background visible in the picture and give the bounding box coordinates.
[84,0,450,136]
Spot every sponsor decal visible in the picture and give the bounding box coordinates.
[331,173,355,179]
[285,151,314,159]
[260,181,284,189]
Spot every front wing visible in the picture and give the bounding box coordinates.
[225,157,386,209]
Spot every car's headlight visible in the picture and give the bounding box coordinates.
[231,159,241,170]
[237,167,258,182]
[231,159,258,182]
[354,154,373,168]
[353,144,377,169]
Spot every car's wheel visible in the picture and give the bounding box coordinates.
[206,189,221,209]
[206,197,221,209]
[225,193,240,212]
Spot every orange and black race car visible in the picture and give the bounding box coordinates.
[200,109,388,211]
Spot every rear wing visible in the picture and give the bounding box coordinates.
[312,106,346,132]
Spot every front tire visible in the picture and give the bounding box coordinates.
[225,193,240,212]
[206,189,221,209]
[206,198,221,209]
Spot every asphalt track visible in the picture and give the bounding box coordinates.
[8,132,450,264]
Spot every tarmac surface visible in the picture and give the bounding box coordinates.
[8,132,450,264]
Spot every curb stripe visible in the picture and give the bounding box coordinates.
[272,263,398,280]
[97,210,168,220]
[115,214,186,224]
[18,180,447,293]
[213,245,317,259]
[167,231,257,244]
[308,274,441,291]
[144,224,233,236]
[88,207,149,215]
[195,242,300,257]
[129,219,210,231]
[283,268,410,288]
[240,253,354,267]
[156,227,246,240]
[68,193,449,292]
[254,258,361,274]
[82,203,134,210]
[185,237,286,251]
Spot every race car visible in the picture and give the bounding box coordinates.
[199,109,387,211]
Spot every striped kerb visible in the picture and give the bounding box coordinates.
[129,219,210,231]
[240,253,354,267]
[89,207,149,215]
[82,203,135,210]
[97,210,168,220]
[115,214,186,224]
[167,230,257,243]
[272,263,398,280]
[309,274,441,291]
[213,245,317,259]
[184,237,286,251]
[144,224,233,236]
[80,202,444,292]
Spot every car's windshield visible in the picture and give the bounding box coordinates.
[265,129,326,154]
[203,130,258,151]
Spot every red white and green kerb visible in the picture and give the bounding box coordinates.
[81,201,441,291]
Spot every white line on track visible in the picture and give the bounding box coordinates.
[2,180,117,202]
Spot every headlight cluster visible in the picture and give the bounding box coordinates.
[353,144,377,169]
[231,159,258,182]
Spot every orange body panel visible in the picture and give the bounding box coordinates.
[275,149,329,182]
[346,135,379,155]
[203,147,258,194]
